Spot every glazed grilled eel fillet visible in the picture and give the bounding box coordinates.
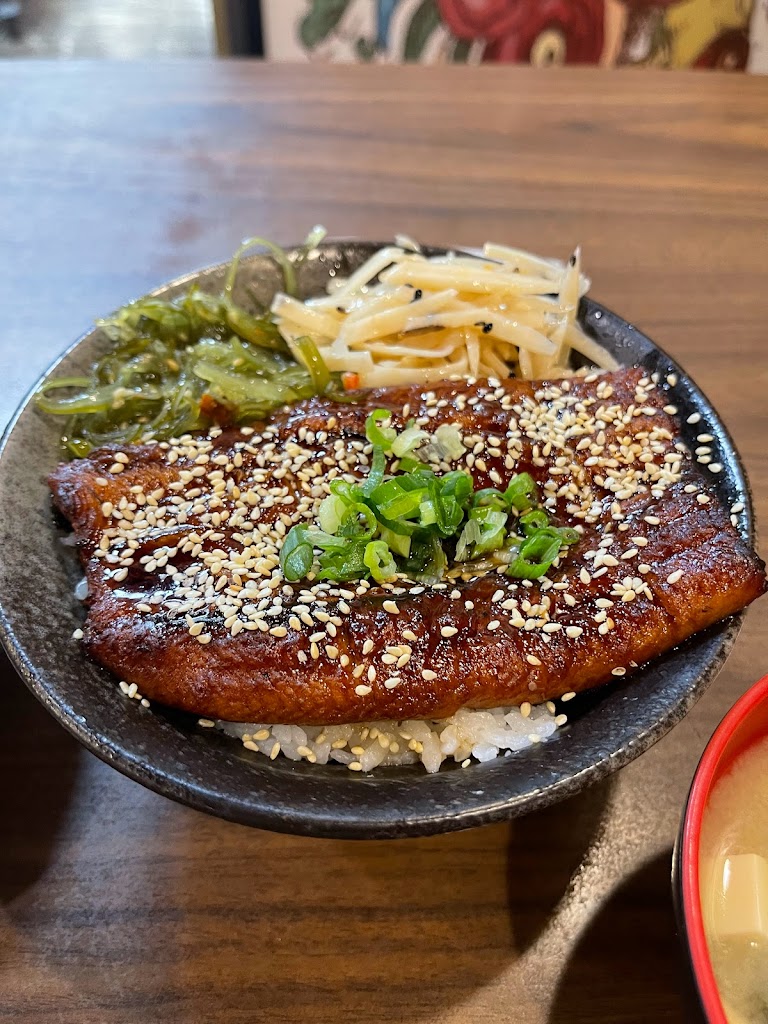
[50,368,766,724]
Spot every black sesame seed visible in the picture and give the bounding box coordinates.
[412,289,423,302]
[482,322,493,334]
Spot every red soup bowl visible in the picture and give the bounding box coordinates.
[674,672,768,1023]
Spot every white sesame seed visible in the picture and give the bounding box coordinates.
[108,463,125,474]
[349,762,363,771]
[708,463,722,474]
[667,570,683,584]
[382,600,399,615]
[488,620,500,631]
[441,625,458,638]
[526,654,541,666]
[565,626,583,639]
[561,691,576,702]
[354,685,372,696]
[687,413,701,424]
[72,628,84,640]
[422,669,438,681]
[196,633,212,645]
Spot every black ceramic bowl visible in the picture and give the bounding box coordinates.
[0,241,755,839]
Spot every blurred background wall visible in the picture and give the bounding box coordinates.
[0,0,215,57]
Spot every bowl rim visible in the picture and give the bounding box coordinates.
[680,671,768,1023]
[0,238,758,838]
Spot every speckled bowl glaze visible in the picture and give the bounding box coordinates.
[0,242,755,839]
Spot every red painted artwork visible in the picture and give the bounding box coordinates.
[438,0,604,63]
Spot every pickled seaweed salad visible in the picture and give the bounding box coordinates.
[36,229,332,457]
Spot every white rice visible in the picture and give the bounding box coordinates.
[204,702,566,773]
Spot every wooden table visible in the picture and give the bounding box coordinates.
[1,61,766,1024]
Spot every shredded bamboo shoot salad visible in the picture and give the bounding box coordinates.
[273,238,617,388]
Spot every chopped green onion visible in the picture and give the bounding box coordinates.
[338,504,377,539]
[329,479,364,505]
[364,541,398,583]
[280,525,314,581]
[391,425,428,458]
[306,529,348,552]
[504,473,537,512]
[365,409,397,451]
[519,508,549,535]
[506,525,579,580]
[279,419,579,586]
[472,488,507,511]
[318,494,346,534]
[361,446,386,496]
[315,542,368,582]
[433,423,466,460]
[378,525,411,559]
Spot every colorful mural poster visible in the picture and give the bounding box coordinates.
[261,0,768,71]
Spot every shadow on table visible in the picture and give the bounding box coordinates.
[164,779,615,1022]
[0,656,82,904]
[548,850,685,1024]
[506,775,615,953]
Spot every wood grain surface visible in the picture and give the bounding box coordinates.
[1,61,767,1024]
